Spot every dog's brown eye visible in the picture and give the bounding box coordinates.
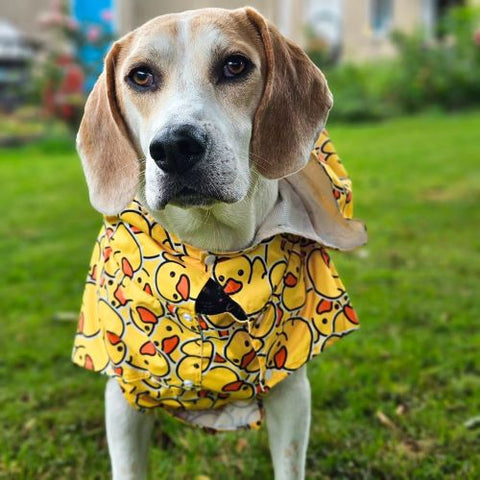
[128,67,155,88]
[223,55,249,78]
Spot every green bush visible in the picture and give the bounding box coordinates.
[325,62,399,122]
[391,6,480,112]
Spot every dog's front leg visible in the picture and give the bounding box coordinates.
[263,366,311,480]
[105,378,155,480]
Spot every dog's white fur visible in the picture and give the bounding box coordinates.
[106,368,310,480]
[77,7,336,479]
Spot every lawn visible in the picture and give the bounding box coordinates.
[1,111,479,479]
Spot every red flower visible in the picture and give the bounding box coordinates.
[474,29,480,46]
[87,26,101,43]
[101,9,114,22]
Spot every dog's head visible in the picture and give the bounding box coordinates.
[77,7,332,215]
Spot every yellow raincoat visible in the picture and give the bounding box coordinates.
[72,131,365,431]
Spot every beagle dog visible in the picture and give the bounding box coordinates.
[74,7,366,480]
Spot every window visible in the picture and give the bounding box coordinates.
[370,0,393,36]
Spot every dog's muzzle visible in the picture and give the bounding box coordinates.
[147,123,242,209]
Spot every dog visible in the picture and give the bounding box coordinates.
[72,7,367,480]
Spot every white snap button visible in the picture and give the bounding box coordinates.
[204,255,216,266]
[184,379,193,388]
[182,313,192,321]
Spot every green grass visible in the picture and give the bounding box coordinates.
[1,111,480,479]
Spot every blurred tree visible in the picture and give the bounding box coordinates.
[35,0,114,130]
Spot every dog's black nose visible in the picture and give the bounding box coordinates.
[150,125,207,174]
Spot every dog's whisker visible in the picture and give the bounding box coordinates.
[249,152,277,167]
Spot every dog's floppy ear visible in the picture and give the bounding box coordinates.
[77,42,139,215]
[245,7,333,178]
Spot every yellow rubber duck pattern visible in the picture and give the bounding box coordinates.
[72,131,360,431]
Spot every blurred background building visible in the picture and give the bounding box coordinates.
[3,0,480,65]
[0,0,479,142]
[115,0,478,61]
